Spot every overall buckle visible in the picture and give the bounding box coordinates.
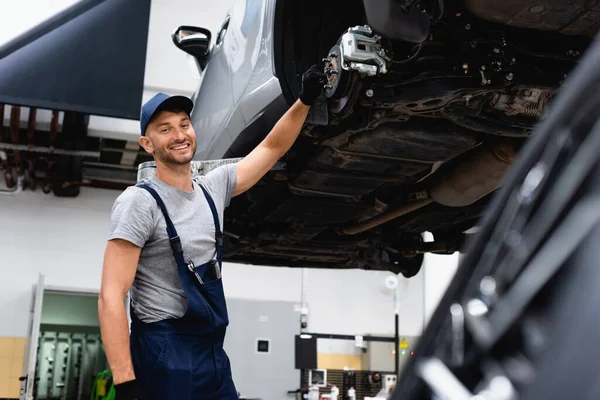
[210,258,221,279]
[187,260,204,284]
[170,236,183,253]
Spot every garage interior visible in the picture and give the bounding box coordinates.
[1,0,597,400]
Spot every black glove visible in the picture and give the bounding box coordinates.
[114,380,146,400]
[299,64,327,106]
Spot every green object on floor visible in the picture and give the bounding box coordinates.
[90,369,116,400]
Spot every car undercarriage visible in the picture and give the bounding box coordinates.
[219,0,599,277]
[393,23,600,399]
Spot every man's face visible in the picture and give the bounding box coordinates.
[140,110,197,165]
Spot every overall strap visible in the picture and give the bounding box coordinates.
[136,183,184,258]
[198,184,223,262]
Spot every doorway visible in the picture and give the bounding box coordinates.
[28,285,109,400]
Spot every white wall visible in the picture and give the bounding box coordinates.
[0,188,117,338]
[0,187,459,340]
[424,252,460,324]
[224,264,426,337]
[142,0,233,95]
[0,1,81,47]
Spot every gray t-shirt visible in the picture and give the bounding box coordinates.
[107,164,237,323]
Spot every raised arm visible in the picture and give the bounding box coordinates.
[233,65,326,197]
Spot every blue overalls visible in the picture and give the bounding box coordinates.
[129,182,239,400]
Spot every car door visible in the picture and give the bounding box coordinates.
[189,14,237,161]
[176,0,282,161]
[221,0,283,153]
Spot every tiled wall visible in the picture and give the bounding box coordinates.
[0,337,26,399]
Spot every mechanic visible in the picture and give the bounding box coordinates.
[97,64,325,400]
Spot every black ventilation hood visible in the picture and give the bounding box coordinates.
[0,0,151,120]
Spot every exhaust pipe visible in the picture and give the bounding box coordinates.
[342,198,434,235]
[342,141,516,235]
[429,141,515,207]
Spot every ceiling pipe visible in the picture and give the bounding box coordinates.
[0,104,15,190]
[44,110,60,194]
[9,106,23,187]
[10,106,22,172]
[50,110,59,145]
[0,142,99,157]
[27,107,37,190]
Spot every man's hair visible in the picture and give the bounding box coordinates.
[158,104,190,115]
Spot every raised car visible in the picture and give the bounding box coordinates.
[155,0,598,277]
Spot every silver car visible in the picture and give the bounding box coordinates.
[142,0,597,277]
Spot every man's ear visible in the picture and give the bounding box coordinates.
[139,135,154,154]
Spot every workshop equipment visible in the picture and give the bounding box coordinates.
[90,369,115,400]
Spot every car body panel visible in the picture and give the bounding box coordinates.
[190,0,281,161]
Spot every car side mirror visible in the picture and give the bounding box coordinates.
[172,26,212,67]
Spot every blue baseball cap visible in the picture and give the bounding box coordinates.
[140,93,194,136]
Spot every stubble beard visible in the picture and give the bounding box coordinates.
[154,142,197,166]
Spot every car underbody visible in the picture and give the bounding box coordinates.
[220,0,599,277]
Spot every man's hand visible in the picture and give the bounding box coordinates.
[115,379,147,400]
[233,64,324,196]
[299,65,327,106]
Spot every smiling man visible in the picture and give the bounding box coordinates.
[98,64,326,400]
